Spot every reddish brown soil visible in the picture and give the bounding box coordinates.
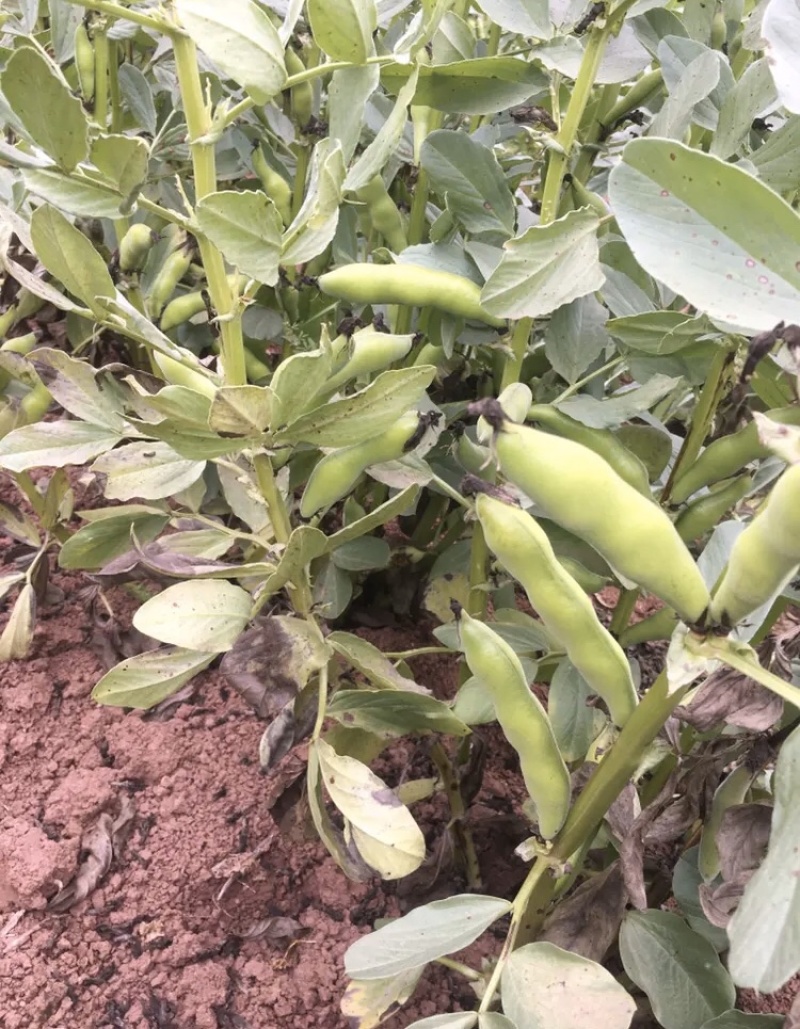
[1,481,797,1027]
[0,555,518,1027]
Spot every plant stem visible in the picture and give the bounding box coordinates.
[661,341,735,504]
[430,741,483,890]
[434,957,482,982]
[539,24,611,222]
[291,142,310,221]
[172,32,246,386]
[108,38,122,132]
[312,663,329,740]
[467,524,489,618]
[500,316,531,390]
[609,586,639,636]
[65,0,175,34]
[384,646,452,659]
[552,355,624,403]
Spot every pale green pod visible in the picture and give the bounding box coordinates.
[476,494,638,727]
[458,609,571,839]
[494,420,710,623]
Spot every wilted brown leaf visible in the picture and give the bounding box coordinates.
[717,802,772,882]
[238,916,303,942]
[47,813,114,913]
[698,878,747,928]
[540,863,628,962]
[676,663,782,732]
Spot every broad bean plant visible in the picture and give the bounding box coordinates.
[1,0,800,1025]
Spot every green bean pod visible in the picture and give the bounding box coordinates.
[698,765,752,880]
[153,352,219,399]
[147,240,194,319]
[527,404,651,495]
[670,406,800,504]
[477,494,638,727]
[413,343,446,367]
[119,223,157,273]
[252,146,293,226]
[709,462,800,627]
[457,432,495,480]
[160,274,240,331]
[675,474,752,543]
[284,47,313,129]
[74,22,95,102]
[493,419,710,622]
[557,556,609,595]
[325,328,414,392]
[318,263,506,328]
[356,175,408,253]
[300,411,422,517]
[458,608,570,838]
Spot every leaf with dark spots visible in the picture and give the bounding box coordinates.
[88,589,160,670]
[539,863,628,962]
[619,775,679,910]
[47,813,114,913]
[675,663,783,732]
[259,706,296,771]
[221,616,330,718]
[605,782,639,843]
[717,803,772,882]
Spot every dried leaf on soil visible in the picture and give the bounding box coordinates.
[47,813,115,913]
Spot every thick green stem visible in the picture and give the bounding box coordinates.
[540,25,611,222]
[661,342,735,504]
[172,32,246,385]
[609,586,640,637]
[500,316,532,390]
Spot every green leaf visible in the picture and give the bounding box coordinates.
[606,312,715,355]
[474,0,550,38]
[312,556,353,619]
[699,1015,784,1029]
[344,894,511,979]
[89,134,150,212]
[270,348,333,427]
[30,204,115,316]
[307,0,376,64]
[658,38,733,131]
[750,116,800,193]
[328,631,430,694]
[452,675,496,725]
[277,366,434,447]
[315,737,425,880]
[650,50,720,140]
[33,349,127,431]
[344,68,419,193]
[175,0,286,104]
[608,138,800,334]
[195,191,282,286]
[761,0,800,114]
[282,139,346,265]
[92,442,206,501]
[544,294,610,384]
[0,46,89,171]
[548,660,600,763]
[711,59,777,160]
[328,65,380,165]
[118,64,157,135]
[501,942,636,1029]
[0,421,122,472]
[0,583,36,661]
[330,537,391,572]
[133,579,252,652]
[259,526,328,600]
[327,690,470,738]
[381,58,548,115]
[92,647,215,708]
[341,969,425,1029]
[420,130,516,236]
[326,484,420,547]
[0,500,40,547]
[58,507,168,570]
[481,209,603,320]
[21,169,129,219]
[619,910,736,1029]
[728,723,800,991]
[207,385,274,435]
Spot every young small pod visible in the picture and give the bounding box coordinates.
[147,240,195,319]
[670,406,800,504]
[318,263,506,329]
[490,416,710,623]
[458,608,571,839]
[300,411,422,517]
[709,462,800,627]
[355,175,408,253]
[152,352,218,400]
[618,605,679,648]
[476,494,638,727]
[74,22,95,102]
[284,47,314,129]
[675,474,752,544]
[325,328,414,393]
[252,146,293,226]
[119,223,157,273]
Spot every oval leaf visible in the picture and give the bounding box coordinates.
[307,0,376,64]
[609,138,800,334]
[344,893,511,979]
[195,191,282,286]
[92,647,215,708]
[133,579,252,652]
